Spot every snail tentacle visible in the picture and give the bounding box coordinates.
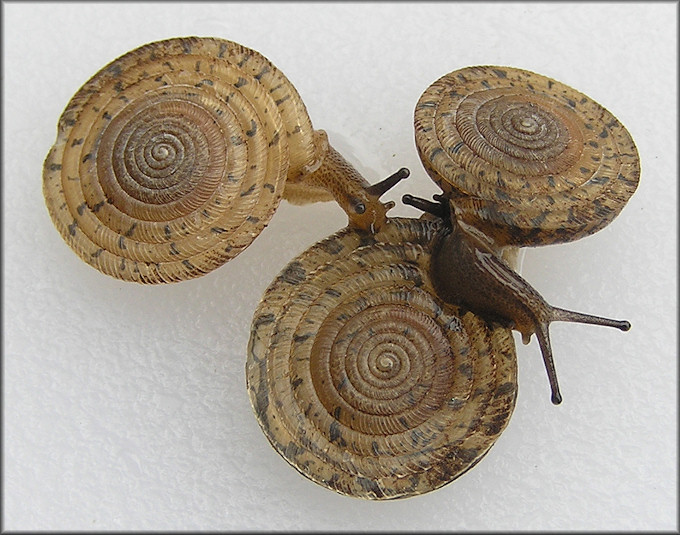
[402,194,448,219]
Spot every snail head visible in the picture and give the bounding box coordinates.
[403,191,502,247]
[346,167,410,233]
[302,130,409,234]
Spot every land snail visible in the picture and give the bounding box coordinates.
[42,36,408,284]
[40,36,641,500]
[246,65,639,499]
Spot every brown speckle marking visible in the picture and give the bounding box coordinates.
[274,95,290,106]
[240,184,256,197]
[245,119,257,137]
[281,261,306,285]
[329,420,342,443]
[254,65,270,80]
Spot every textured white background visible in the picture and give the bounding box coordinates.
[3,2,677,531]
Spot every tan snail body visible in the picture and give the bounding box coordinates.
[43,37,404,283]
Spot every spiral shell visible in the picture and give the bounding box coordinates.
[43,37,320,283]
[414,66,640,246]
[247,218,517,499]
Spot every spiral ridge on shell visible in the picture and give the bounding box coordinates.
[414,66,640,246]
[247,218,517,499]
[43,37,318,283]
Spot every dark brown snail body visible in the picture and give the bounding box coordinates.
[43,36,406,283]
[402,194,631,405]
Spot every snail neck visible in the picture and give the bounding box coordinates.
[433,214,551,336]
[431,220,562,403]
[284,130,406,232]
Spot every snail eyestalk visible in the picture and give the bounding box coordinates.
[291,131,409,233]
[550,307,631,331]
[534,322,562,405]
[533,308,631,405]
[366,167,410,197]
[402,194,448,219]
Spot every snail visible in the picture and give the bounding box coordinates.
[406,65,640,404]
[247,217,518,500]
[246,65,640,498]
[402,193,630,405]
[43,37,406,283]
[413,65,640,246]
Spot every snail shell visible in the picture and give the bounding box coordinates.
[43,37,320,283]
[414,66,640,246]
[246,217,517,499]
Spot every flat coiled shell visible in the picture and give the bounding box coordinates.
[414,66,640,246]
[43,37,318,283]
[247,218,517,499]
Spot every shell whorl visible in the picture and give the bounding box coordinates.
[247,218,517,499]
[43,37,319,283]
[414,66,640,246]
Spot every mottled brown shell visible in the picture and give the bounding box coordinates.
[414,66,640,246]
[246,218,517,499]
[43,37,319,283]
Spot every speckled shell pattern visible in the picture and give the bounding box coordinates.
[414,66,640,246]
[247,218,517,499]
[43,37,319,283]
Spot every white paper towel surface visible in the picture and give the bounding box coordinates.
[3,2,677,530]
